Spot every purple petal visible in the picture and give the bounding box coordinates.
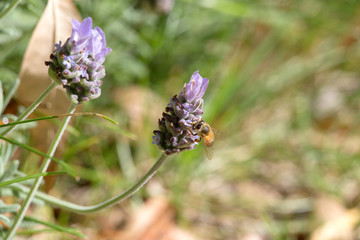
[196,78,209,99]
[94,26,106,48]
[81,96,90,102]
[170,136,178,146]
[79,17,93,39]
[178,119,192,128]
[72,19,80,29]
[182,71,205,102]
[88,28,102,54]
[70,19,81,42]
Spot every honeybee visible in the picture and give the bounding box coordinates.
[194,120,215,159]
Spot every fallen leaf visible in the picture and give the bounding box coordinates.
[112,86,165,135]
[310,208,360,240]
[105,197,198,240]
[18,0,81,107]
[17,0,81,191]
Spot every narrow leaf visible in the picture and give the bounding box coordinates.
[23,216,86,238]
[0,214,10,224]
[0,112,119,129]
[0,0,22,22]
[0,81,3,114]
[0,135,76,177]
[2,77,20,112]
[0,171,66,187]
[0,159,19,182]
[0,203,20,213]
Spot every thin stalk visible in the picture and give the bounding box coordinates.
[0,82,57,136]
[4,103,76,240]
[2,78,20,113]
[0,0,22,21]
[0,112,119,128]
[9,154,167,213]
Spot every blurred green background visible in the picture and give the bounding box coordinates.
[2,0,360,239]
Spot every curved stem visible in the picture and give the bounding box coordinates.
[9,154,167,213]
[4,103,76,240]
[1,82,57,136]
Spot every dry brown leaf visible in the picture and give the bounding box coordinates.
[235,181,281,211]
[17,0,81,191]
[240,234,265,240]
[313,195,347,222]
[310,208,360,240]
[162,227,198,240]
[108,197,199,240]
[113,197,174,240]
[18,0,81,107]
[112,86,166,135]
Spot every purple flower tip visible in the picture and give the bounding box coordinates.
[46,17,111,104]
[180,71,209,103]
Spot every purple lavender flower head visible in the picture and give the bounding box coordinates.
[153,71,209,155]
[45,17,111,104]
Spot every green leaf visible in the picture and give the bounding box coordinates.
[0,159,19,181]
[0,135,76,177]
[0,213,10,224]
[1,188,45,206]
[0,81,3,115]
[2,77,20,112]
[0,200,20,213]
[0,171,66,187]
[0,112,119,129]
[23,216,86,238]
[0,0,22,22]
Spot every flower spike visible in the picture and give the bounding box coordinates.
[153,71,209,155]
[45,17,111,104]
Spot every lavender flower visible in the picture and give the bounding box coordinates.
[45,17,111,104]
[153,71,209,155]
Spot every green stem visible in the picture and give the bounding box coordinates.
[0,0,22,21]
[4,103,76,240]
[0,82,57,136]
[9,154,167,213]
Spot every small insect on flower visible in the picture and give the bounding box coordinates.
[193,120,215,160]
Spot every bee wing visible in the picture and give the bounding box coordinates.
[204,144,214,160]
[211,128,222,137]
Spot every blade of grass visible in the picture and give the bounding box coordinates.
[64,136,99,159]
[205,30,279,122]
[22,216,86,239]
[0,82,57,136]
[0,112,119,129]
[0,82,3,115]
[0,0,22,22]
[0,171,66,187]
[224,47,346,127]
[5,104,77,240]
[0,135,76,177]
[188,0,297,29]
[8,154,168,213]
[2,78,20,113]
[80,117,137,140]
